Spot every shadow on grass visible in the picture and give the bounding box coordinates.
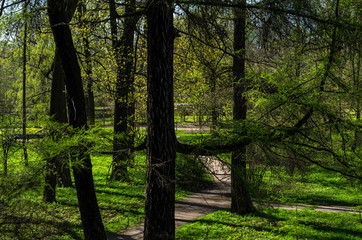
[188,211,285,230]
[294,195,359,207]
[95,188,145,200]
[0,209,82,240]
[179,210,361,240]
[259,189,359,207]
[298,220,362,239]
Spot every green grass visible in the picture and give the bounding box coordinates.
[1,129,361,239]
[259,165,362,207]
[176,209,362,239]
[177,133,212,143]
[0,148,212,239]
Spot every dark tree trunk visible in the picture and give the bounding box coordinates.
[44,48,72,203]
[3,148,7,176]
[2,138,10,176]
[43,155,57,203]
[86,84,95,126]
[352,50,361,151]
[231,0,255,214]
[52,50,72,188]
[84,39,95,126]
[210,76,218,135]
[109,0,137,181]
[50,49,68,124]
[56,153,72,187]
[47,1,106,239]
[79,1,95,126]
[22,0,28,166]
[144,1,176,239]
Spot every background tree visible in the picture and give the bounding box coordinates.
[78,0,95,126]
[43,47,71,203]
[22,0,28,166]
[109,0,138,181]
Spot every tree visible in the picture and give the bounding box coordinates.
[78,0,95,126]
[143,0,177,239]
[22,0,28,166]
[47,0,106,238]
[43,48,72,203]
[174,4,232,128]
[109,0,137,181]
[231,0,255,214]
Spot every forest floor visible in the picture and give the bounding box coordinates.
[106,157,358,240]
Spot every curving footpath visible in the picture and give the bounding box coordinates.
[107,157,359,240]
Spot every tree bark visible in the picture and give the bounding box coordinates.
[144,1,176,239]
[22,0,28,166]
[47,1,106,239]
[44,48,72,203]
[231,0,255,214]
[110,0,137,181]
[79,1,95,126]
[210,75,218,135]
[52,50,72,188]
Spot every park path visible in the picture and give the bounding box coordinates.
[107,157,359,240]
[106,157,230,240]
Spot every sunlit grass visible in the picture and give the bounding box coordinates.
[176,209,362,239]
[0,146,212,239]
[260,165,362,207]
[1,129,361,239]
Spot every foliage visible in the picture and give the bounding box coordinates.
[34,120,113,165]
[176,154,213,191]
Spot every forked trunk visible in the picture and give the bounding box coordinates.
[47,1,106,238]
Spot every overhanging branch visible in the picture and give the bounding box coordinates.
[176,0,361,31]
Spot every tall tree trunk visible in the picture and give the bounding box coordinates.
[47,1,106,239]
[79,1,95,126]
[211,75,218,135]
[109,0,137,181]
[43,48,72,203]
[2,136,10,176]
[353,47,361,151]
[52,50,72,188]
[231,0,255,214]
[22,0,28,166]
[144,0,176,239]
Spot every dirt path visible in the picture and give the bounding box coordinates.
[107,157,359,240]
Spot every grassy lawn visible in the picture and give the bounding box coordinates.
[1,129,361,239]
[0,147,211,239]
[176,209,362,239]
[259,165,362,207]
